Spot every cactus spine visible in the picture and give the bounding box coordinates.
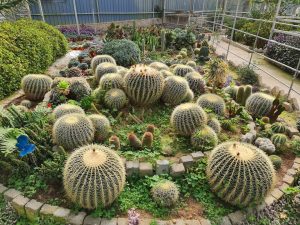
[128,133,142,149]
[197,94,226,116]
[191,125,218,151]
[142,132,153,148]
[245,92,275,118]
[104,88,128,110]
[88,114,111,142]
[185,72,206,95]
[91,55,116,71]
[173,64,194,77]
[99,73,124,90]
[53,104,85,120]
[162,76,189,105]
[95,62,118,83]
[109,135,121,150]
[151,180,179,207]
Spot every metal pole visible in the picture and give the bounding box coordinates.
[248,21,262,67]
[287,58,300,98]
[95,0,101,23]
[268,0,282,41]
[188,0,193,26]
[92,10,97,33]
[212,0,219,32]
[152,0,155,18]
[72,0,80,35]
[162,0,166,24]
[37,0,45,22]
[221,0,228,29]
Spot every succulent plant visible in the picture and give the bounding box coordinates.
[63,144,125,209]
[185,71,206,95]
[66,67,82,77]
[142,132,153,148]
[52,113,94,151]
[95,62,118,83]
[207,141,275,207]
[149,62,169,71]
[151,180,179,207]
[269,155,282,170]
[128,133,142,149]
[88,114,111,142]
[91,55,116,71]
[255,137,276,154]
[271,122,286,134]
[224,86,238,100]
[92,87,106,104]
[236,85,252,106]
[184,88,194,102]
[104,88,128,110]
[162,76,189,105]
[99,73,124,90]
[21,74,53,101]
[173,64,194,77]
[53,104,85,120]
[191,125,218,151]
[179,50,187,58]
[270,133,287,148]
[160,70,174,78]
[197,94,226,116]
[109,135,121,150]
[207,117,221,134]
[77,63,89,71]
[186,60,196,68]
[261,117,270,124]
[124,64,164,106]
[171,103,207,136]
[146,124,155,134]
[20,100,32,108]
[245,92,275,118]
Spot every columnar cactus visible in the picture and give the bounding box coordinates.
[95,62,118,83]
[91,55,116,71]
[245,92,275,118]
[236,85,252,106]
[109,135,121,150]
[124,64,164,106]
[53,104,85,120]
[271,133,287,148]
[186,61,196,68]
[104,88,128,110]
[146,124,155,134]
[63,144,125,209]
[207,141,275,207]
[173,64,194,77]
[160,70,174,78]
[99,73,125,90]
[162,76,189,105]
[142,132,153,148]
[191,125,218,151]
[128,133,142,149]
[52,113,94,151]
[151,180,179,207]
[21,74,53,101]
[269,155,282,170]
[197,94,226,116]
[88,114,111,142]
[207,117,221,134]
[170,103,207,136]
[185,72,206,95]
[271,122,286,134]
[149,62,169,71]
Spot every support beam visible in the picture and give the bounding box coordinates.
[72,0,80,35]
[37,0,45,22]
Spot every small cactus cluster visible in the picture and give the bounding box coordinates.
[185,72,206,95]
[53,103,85,120]
[149,62,169,71]
[236,85,252,106]
[151,180,179,207]
[142,132,154,148]
[270,133,287,148]
[95,62,118,83]
[245,92,275,118]
[173,64,194,77]
[191,125,218,151]
[269,155,282,170]
[124,64,164,106]
[162,76,189,105]
[171,103,207,136]
[186,60,196,68]
[207,117,221,134]
[99,73,124,90]
[88,114,111,142]
[271,122,286,134]
[128,133,142,149]
[109,135,121,150]
[197,94,226,116]
[91,55,116,71]
[21,74,53,101]
[104,88,128,110]
[207,141,275,207]
[63,144,125,209]
[255,137,276,154]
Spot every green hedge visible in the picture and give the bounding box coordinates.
[0,19,68,100]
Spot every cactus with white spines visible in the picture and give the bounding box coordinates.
[160,70,174,78]
[117,66,129,77]
[197,94,226,116]
[88,114,111,142]
[91,55,116,71]
[95,62,118,83]
[271,133,287,148]
[53,104,85,120]
[191,125,218,151]
[184,89,194,102]
[151,180,179,207]
[245,92,274,118]
[271,122,286,134]
[186,61,196,68]
[173,64,194,77]
[104,88,128,110]
[207,117,221,134]
[99,73,124,90]
[185,71,206,95]
[162,76,189,105]
[69,78,92,100]
[149,62,169,71]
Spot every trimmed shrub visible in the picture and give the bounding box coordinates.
[237,66,259,85]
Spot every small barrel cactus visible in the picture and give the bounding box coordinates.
[128,133,142,149]
[151,180,179,207]
[99,73,124,90]
[53,104,85,120]
[271,133,287,148]
[124,64,164,106]
[185,72,206,95]
[255,137,276,154]
[91,55,116,71]
[207,117,221,134]
[269,155,282,170]
[245,92,275,118]
[173,64,194,77]
[88,114,111,142]
[69,78,92,101]
[52,113,94,151]
[224,86,238,99]
[171,103,207,136]
[92,87,105,104]
[160,70,174,78]
[186,60,196,68]
[66,67,82,77]
[184,88,194,102]
[162,76,189,105]
[261,117,270,124]
[109,135,121,150]
[21,74,53,101]
[117,66,129,77]
[20,100,32,108]
[207,141,275,207]
[271,122,286,134]
[104,88,128,110]
[63,144,125,209]
[191,125,218,151]
[149,62,169,71]
[197,94,226,116]
[142,132,153,148]
[95,62,118,83]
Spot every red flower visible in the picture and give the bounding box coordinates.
[47,103,52,108]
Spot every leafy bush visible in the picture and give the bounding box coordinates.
[237,65,259,85]
[102,39,141,67]
[173,28,196,50]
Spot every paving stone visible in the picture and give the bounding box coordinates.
[270,188,284,200]
[156,160,170,175]
[4,189,21,201]
[282,174,294,185]
[279,183,289,192]
[283,102,293,112]
[290,97,299,110]
[170,163,185,177]
[287,168,297,176]
[40,204,58,217]
[174,219,185,225]
[241,132,255,143]
[117,217,128,225]
[185,219,200,225]
[264,195,276,206]
[286,127,299,138]
[11,195,30,215]
[295,157,300,164]
[0,184,8,194]
[180,155,194,168]
[191,151,204,161]
[292,162,300,170]
[139,162,153,176]
[25,199,43,221]
[126,161,139,176]
[100,218,117,225]
[53,207,71,223]
[199,218,211,225]
[220,216,232,225]
[247,122,256,131]
[139,219,152,225]
[68,211,87,225]
[84,215,101,225]
[228,211,246,225]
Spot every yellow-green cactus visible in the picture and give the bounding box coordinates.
[149,62,169,71]
[91,55,116,71]
[191,125,218,151]
[99,73,125,90]
[95,62,118,83]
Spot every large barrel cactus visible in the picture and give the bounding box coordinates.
[104,88,128,110]
[53,104,85,120]
[91,55,116,71]
[171,103,207,136]
[21,74,53,101]
[88,114,111,142]
[52,113,94,151]
[207,141,275,207]
[185,72,206,95]
[99,73,124,90]
[173,64,194,77]
[245,92,274,118]
[149,62,169,71]
[197,94,226,115]
[124,64,164,106]
[151,180,179,207]
[63,144,126,209]
[162,76,189,105]
[95,62,118,83]
[191,125,218,151]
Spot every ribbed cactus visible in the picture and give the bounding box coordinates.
[104,88,128,110]
[245,92,275,118]
[162,76,189,105]
[160,70,174,78]
[92,87,105,104]
[66,67,82,77]
[173,64,194,77]
[185,72,206,95]
[20,100,32,108]
[207,141,275,207]
[271,122,286,134]
[88,114,111,142]
[99,73,124,90]
[117,66,129,77]
[21,74,53,101]
[271,133,287,148]
[207,117,221,134]
[236,85,252,106]
[53,104,85,120]
[124,64,164,106]
[142,132,153,148]
[109,135,121,150]
[128,133,142,149]
[269,155,282,170]
[184,89,194,102]
[95,62,118,83]
[171,103,207,136]
[69,78,92,101]
[149,62,169,71]
[63,144,125,209]
[186,61,196,68]
[197,94,226,116]
[224,86,238,100]
[151,180,179,207]
[91,55,116,71]
[191,125,218,151]
[52,113,94,151]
